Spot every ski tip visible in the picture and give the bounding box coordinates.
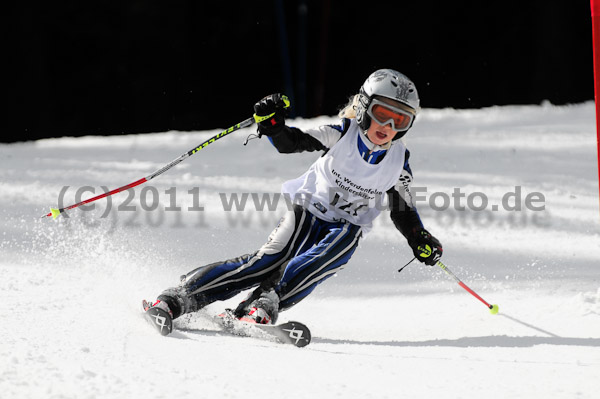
[279,321,311,348]
[142,301,173,336]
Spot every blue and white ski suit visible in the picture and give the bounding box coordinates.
[160,118,423,318]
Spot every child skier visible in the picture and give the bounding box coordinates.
[144,69,442,334]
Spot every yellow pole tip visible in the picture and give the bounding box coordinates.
[50,208,61,219]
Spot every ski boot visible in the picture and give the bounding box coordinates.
[234,288,279,325]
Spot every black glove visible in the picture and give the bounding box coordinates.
[253,93,289,136]
[408,229,443,266]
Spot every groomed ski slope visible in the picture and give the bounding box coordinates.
[1,102,599,399]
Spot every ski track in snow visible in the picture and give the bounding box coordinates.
[1,103,599,399]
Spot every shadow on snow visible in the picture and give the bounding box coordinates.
[311,335,600,348]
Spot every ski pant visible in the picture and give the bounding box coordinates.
[160,205,362,319]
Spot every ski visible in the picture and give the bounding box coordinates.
[142,301,311,347]
[142,299,173,336]
[216,310,311,348]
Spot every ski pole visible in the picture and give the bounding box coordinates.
[42,97,290,219]
[397,257,416,273]
[437,260,499,315]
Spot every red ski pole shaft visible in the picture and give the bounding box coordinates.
[437,260,493,310]
[42,98,292,220]
[42,116,257,219]
[591,0,600,215]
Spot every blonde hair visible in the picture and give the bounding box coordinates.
[338,94,360,119]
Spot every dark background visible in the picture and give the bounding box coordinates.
[7,1,595,142]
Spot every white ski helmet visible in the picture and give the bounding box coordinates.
[356,69,420,138]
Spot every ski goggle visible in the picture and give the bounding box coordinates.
[366,99,415,132]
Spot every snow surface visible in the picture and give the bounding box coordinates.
[1,102,599,399]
